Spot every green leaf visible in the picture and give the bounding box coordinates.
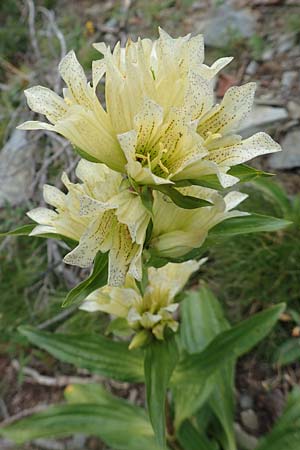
[180,288,236,450]
[175,288,234,435]
[0,223,76,248]
[62,252,108,307]
[144,335,179,448]
[0,223,35,237]
[153,185,211,209]
[175,303,285,383]
[141,186,154,216]
[74,146,102,163]
[0,402,160,450]
[256,387,300,450]
[186,164,272,190]
[275,338,300,366]
[253,178,292,217]
[209,214,292,238]
[177,420,218,450]
[18,326,144,382]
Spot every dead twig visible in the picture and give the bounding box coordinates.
[12,360,103,387]
[26,0,41,61]
[37,304,78,330]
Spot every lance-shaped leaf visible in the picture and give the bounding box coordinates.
[209,214,291,238]
[175,287,235,444]
[186,164,273,190]
[0,223,76,247]
[0,396,160,450]
[175,303,285,382]
[144,335,179,448]
[177,420,218,450]
[63,252,108,307]
[255,387,300,450]
[172,303,285,424]
[153,184,211,209]
[0,223,35,237]
[19,326,144,382]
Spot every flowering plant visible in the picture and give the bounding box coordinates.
[0,30,291,450]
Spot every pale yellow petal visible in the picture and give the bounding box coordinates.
[24,86,67,123]
[43,184,66,209]
[198,57,233,80]
[113,190,150,244]
[17,121,55,131]
[27,207,57,224]
[198,82,256,136]
[58,50,89,106]
[223,191,248,211]
[92,59,106,90]
[63,212,115,268]
[206,132,281,166]
[29,224,57,236]
[147,260,202,304]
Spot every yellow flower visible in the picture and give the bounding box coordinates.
[19,29,281,190]
[27,160,150,286]
[150,187,248,258]
[18,51,125,172]
[80,259,203,347]
[95,29,281,187]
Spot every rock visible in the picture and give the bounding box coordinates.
[282,71,298,89]
[240,105,288,137]
[197,6,256,48]
[277,34,295,54]
[240,393,254,410]
[234,423,258,450]
[0,130,34,207]
[261,47,275,62]
[246,61,258,76]
[241,409,259,432]
[287,101,300,120]
[268,129,300,170]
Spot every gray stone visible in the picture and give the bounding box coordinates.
[0,129,34,207]
[269,129,300,170]
[246,61,258,76]
[287,101,300,120]
[241,409,259,432]
[240,393,254,410]
[282,71,298,89]
[277,34,295,54]
[234,423,258,450]
[261,48,275,62]
[197,6,256,48]
[240,105,288,137]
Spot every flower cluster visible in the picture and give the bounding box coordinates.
[20,29,281,346]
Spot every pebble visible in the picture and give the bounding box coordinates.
[287,101,300,120]
[261,48,275,62]
[246,61,258,76]
[282,71,298,89]
[277,34,295,54]
[197,6,256,48]
[269,128,300,170]
[240,105,288,137]
[241,409,259,432]
[240,393,254,410]
[0,129,34,207]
